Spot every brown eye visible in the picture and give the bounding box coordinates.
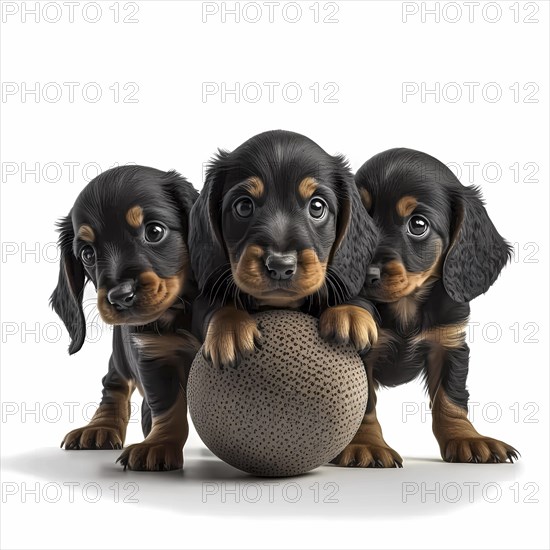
[233,197,254,219]
[80,246,95,266]
[407,215,429,238]
[309,197,327,220]
[145,222,167,243]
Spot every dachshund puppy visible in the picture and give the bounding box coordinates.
[334,148,518,467]
[51,165,200,471]
[189,130,379,368]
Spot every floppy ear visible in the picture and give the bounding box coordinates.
[188,151,230,291]
[165,171,199,217]
[206,150,230,251]
[443,186,511,303]
[329,156,379,300]
[49,215,86,354]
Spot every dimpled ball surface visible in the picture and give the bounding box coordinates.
[187,310,368,477]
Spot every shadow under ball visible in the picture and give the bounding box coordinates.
[188,310,368,477]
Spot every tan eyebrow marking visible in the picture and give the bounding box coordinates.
[126,205,144,228]
[78,224,95,243]
[241,176,264,199]
[359,188,372,210]
[396,195,418,217]
[298,177,318,200]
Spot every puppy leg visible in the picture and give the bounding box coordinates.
[332,363,402,468]
[203,306,261,368]
[61,360,134,450]
[117,332,199,471]
[427,344,519,463]
[319,303,378,351]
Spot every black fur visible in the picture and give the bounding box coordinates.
[443,185,511,302]
[356,148,511,403]
[50,216,86,354]
[188,130,378,351]
[352,147,517,464]
[51,166,200,469]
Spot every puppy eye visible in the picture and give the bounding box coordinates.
[80,246,95,266]
[233,197,254,219]
[407,215,430,238]
[145,222,167,243]
[309,197,328,220]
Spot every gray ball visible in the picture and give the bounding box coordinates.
[187,310,368,477]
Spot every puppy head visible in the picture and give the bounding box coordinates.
[50,166,197,354]
[202,130,376,307]
[356,148,511,303]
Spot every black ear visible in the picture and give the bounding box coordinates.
[163,170,199,239]
[49,215,86,354]
[206,150,231,251]
[188,151,230,291]
[329,156,379,300]
[443,186,511,302]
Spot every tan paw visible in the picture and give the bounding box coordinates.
[443,436,519,463]
[320,305,378,350]
[116,441,183,471]
[332,442,403,468]
[203,307,261,368]
[61,426,123,450]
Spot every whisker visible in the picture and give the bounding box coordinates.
[198,264,231,302]
[328,270,350,304]
[326,276,340,306]
[208,267,232,306]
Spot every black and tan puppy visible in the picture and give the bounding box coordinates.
[189,130,379,367]
[333,148,518,467]
[51,165,200,470]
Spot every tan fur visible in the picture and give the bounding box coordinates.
[78,224,95,243]
[97,269,185,325]
[232,245,327,307]
[117,385,189,470]
[379,251,442,301]
[133,333,201,361]
[319,304,378,350]
[414,322,467,349]
[298,176,318,200]
[332,409,402,468]
[359,188,372,210]
[242,176,264,199]
[396,195,418,217]
[390,294,420,328]
[334,338,403,468]
[296,248,328,296]
[126,205,144,228]
[203,306,260,368]
[428,361,518,463]
[61,378,134,450]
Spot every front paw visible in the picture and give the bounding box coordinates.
[203,307,261,368]
[443,436,519,464]
[61,426,123,450]
[331,442,403,468]
[116,441,183,471]
[320,305,378,351]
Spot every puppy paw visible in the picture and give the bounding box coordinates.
[116,441,183,471]
[331,443,403,468]
[443,436,519,464]
[320,305,378,351]
[61,426,123,450]
[203,307,262,368]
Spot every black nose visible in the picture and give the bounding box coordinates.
[107,281,136,309]
[265,252,297,281]
[366,266,381,285]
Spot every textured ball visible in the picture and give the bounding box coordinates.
[187,310,368,477]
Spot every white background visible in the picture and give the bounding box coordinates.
[1,1,548,549]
